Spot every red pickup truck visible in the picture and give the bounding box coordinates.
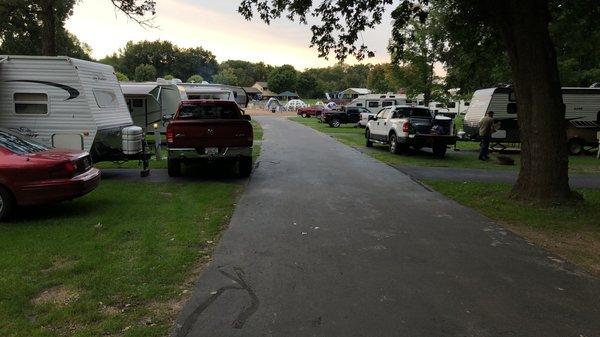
[297,106,328,118]
[166,100,254,177]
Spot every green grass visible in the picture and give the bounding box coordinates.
[291,116,600,174]
[426,180,600,276]
[0,180,242,337]
[97,122,264,170]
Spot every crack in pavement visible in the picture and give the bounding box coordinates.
[174,267,259,337]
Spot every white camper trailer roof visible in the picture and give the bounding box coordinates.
[120,83,160,96]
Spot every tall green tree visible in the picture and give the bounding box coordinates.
[0,0,156,56]
[212,68,239,85]
[134,64,157,82]
[102,41,218,81]
[367,64,394,93]
[238,0,597,203]
[268,65,298,93]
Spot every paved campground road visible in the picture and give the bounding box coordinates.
[173,116,600,337]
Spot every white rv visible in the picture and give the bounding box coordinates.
[346,93,408,114]
[0,55,147,167]
[463,86,600,153]
[179,83,249,108]
[121,82,184,133]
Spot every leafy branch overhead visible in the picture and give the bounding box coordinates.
[110,0,157,27]
[238,0,426,61]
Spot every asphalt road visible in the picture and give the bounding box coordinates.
[173,116,600,337]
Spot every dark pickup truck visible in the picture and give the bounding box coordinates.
[166,100,253,177]
[322,106,371,127]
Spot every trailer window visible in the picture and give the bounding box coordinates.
[93,89,117,108]
[509,91,517,102]
[382,101,395,107]
[14,93,48,115]
[448,102,456,108]
[356,103,363,107]
[132,99,144,108]
[368,101,380,108]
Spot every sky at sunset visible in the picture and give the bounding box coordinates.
[65,0,395,70]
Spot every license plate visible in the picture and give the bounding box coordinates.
[205,147,219,155]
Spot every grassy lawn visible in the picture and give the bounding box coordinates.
[291,116,600,174]
[0,180,242,337]
[426,180,600,277]
[96,121,264,170]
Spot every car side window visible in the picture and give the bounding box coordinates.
[376,108,387,119]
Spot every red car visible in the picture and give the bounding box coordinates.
[0,129,101,220]
[297,106,328,118]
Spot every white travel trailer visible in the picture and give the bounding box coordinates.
[0,55,148,171]
[121,82,183,133]
[346,93,408,113]
[463,86,600,153]
[179,83,249,108]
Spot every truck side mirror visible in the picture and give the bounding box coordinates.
[162,114,173,122]
[368,116,376,121]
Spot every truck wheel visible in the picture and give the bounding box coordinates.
[568,138,584,155]
[329,119,341,128]
[365,130,373,148]
[432,143,448,157]
[239,156,253,178]
[168,159,182,177]
[0,186,15,221]
[389,134,401,154]
[301,113,307,118]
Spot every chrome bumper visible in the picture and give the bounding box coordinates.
[168,146,252,160]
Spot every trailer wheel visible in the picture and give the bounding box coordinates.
[168,159,182,177]
[365,129,373,147]
[239,156,253,178]
[568,138,584,155]
[432,143,448,158]
[0,185,15,221]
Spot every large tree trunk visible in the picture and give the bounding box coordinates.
[39,0,57,56]
[487,0,573,202]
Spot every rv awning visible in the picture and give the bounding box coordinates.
[120,83,160,96]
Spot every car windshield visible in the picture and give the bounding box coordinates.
[0,130,50,155]
[178,104,241,119]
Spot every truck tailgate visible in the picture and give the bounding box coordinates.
[168,119,253,148]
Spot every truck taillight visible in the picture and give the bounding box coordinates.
[402,122,410,133]
[166,126,173,144]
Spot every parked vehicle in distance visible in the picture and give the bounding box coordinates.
[464,85,600,154]
[323,106,371,127]
[358,107,380,127]
[166,100,253,177]
[365,106,457,157]
[346,93,408,114]
[0,129,101,220]
[297,106,328,118]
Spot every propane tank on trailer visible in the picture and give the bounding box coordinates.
[121,126,144,155]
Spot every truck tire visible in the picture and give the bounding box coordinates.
[432,143,448,157]
[168,159,182,177]
[239,156,253,178]
[568,138,584,155]
[389,134,401,154]
[301,112,307,118]
[365,129,373,147]
[0,185,15,221]
[329,119,341,128]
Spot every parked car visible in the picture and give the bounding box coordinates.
[297,106,328,118]
[322,106,368,127]
[166,100,253,177]
[0,129,101,220]
[365,106,457,157]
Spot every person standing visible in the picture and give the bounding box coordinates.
[478,111,498,161]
